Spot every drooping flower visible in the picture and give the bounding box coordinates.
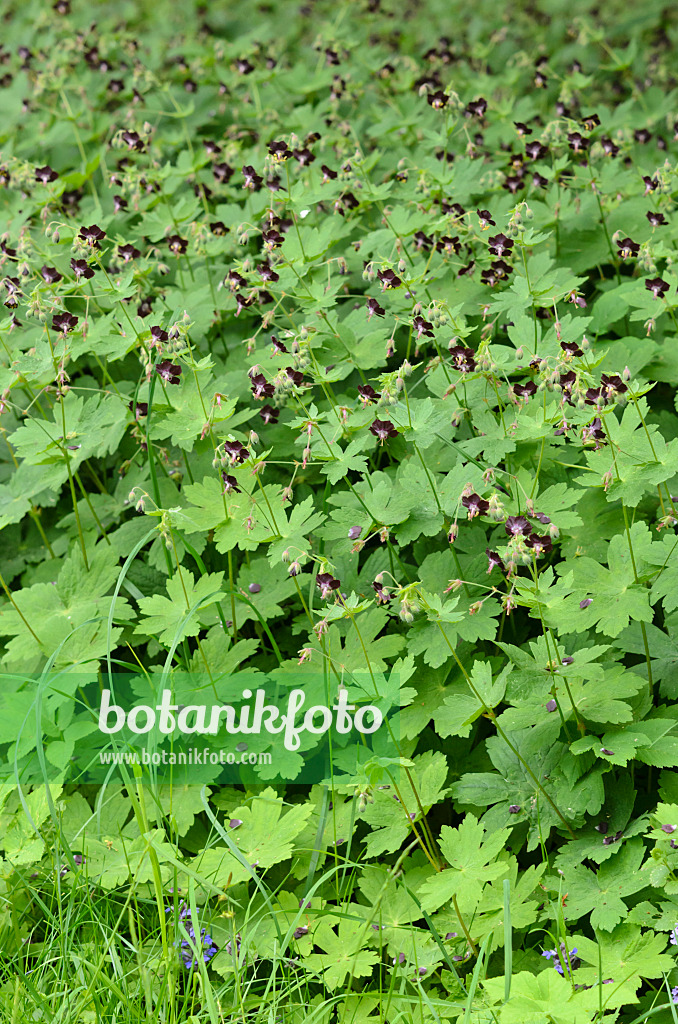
[461,493,489,519]
[316,572,341,599]
[155,360,182,385]
[35,165,58,183]
[645,277,669,299]
[370,419,399,443]
[79,224,106,247]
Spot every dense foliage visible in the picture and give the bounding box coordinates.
[1,0,678,1020]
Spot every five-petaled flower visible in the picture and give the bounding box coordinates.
[316,572,341,599]
[645,277,669,299]
[505,515,530,537]
[461,493,489,519]
[35,165,58,183]
[79,224,106,247]
[370,419,399,444]
[52,311,79,334]
[156,360,182,385]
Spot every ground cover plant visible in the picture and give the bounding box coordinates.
[1,0,678,1020]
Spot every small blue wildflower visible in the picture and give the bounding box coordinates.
[542,942,580,976]
[670,923,678,946]
[672,986,678,1004]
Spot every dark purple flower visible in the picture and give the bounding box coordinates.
[526,533,553,556]
[213,162,234,184]
[514,381,537,399]
[250,373,275,399]
[118,243,141,262]
[121,130,144,151]
[616,237,639,259]
[436,235,461,255]
[461,493,490,519]
[366,297,385,319]
[242,165,263,190]
[449,345,476,372]
[285,367,304,386]
[581,417,606,446]
[221,474,241,494]
[427,90,448,109]
[79,224,105,247]
[40,265,62,284]
[358,384,380,404]
[259,404,279,425]
[70,258,94,280]
[373,580,393,604]
[647,211,667,226]
[52,311,78,334]
[35,165,58,184]
[412,315,434,338]
[317,572,341,599]
[525,140,549,161]
[567,132,589,152]
[645,277,669,299]
[504,515,530,537]
[486,549,505,574]
[129,400,148,419]
[377,268,402,290]
[223,440,249,465]
[488,233,514,257]
[370,419,399,443]
[167,235,188,255]
[476,209,495,228]
[156,360,182,385]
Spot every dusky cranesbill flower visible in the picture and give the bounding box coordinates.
[250,373,275,399]
[366,297,385,319]
[645,277,669,299]
[221,473,241,494]
[222,439,249,464]
[358,384,380,404]
[487,233,513,257]
[35,165,58,183]
[377,268,402,290]
[461,493,489,518]
[118,243,141,261]
[52,311,79,334]
[504,515,530,537]
[316,572,341,599]
[70,258,94,280]
[647,211,667,226]
[412,315,434,338]
[448,345,476,372]
[259,404,279,425]
[526,533,552,556]
[155,360,182,385]
[167,235,188,255]
[616,237,639,259]
[486,549,505,574]
[370,419,399,444]
[40,265,62,283]
[514,381,537,399]
[79,224,106,247]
